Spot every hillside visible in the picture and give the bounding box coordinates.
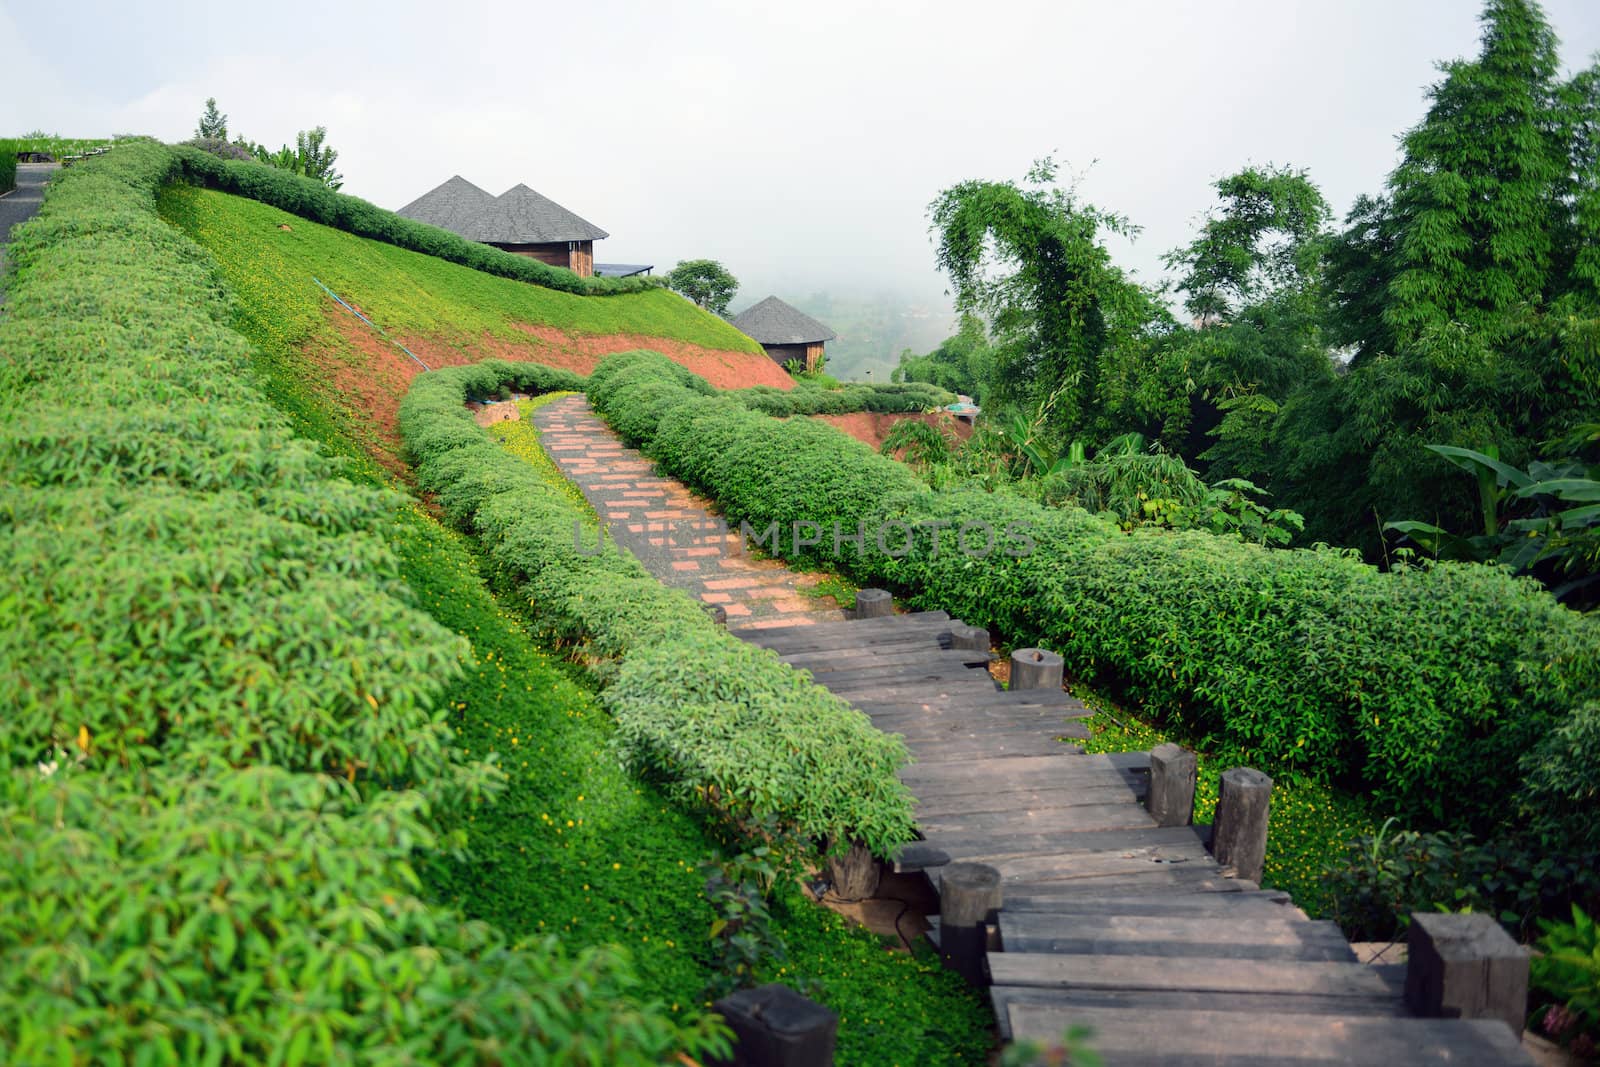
[159,184,793,468]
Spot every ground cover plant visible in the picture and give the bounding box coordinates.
[0,141,741,1063]
[586,350,1600,929]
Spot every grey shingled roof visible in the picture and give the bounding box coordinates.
[397,177,608,244]
[395,176,496,236]
[471,184,609,243]
[729,296,836,345]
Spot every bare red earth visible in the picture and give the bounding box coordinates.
[303,311,794,471]
[813,411,975,450]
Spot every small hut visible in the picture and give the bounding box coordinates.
[397,176,609,277]
[730,296,836,372]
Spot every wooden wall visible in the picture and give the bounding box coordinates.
[762,342,827,372]
[491,241,596,277]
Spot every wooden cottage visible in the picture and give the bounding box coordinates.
[397,176,609,277]
[730,296,836,372]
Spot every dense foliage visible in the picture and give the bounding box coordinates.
[0,142,733,1062]
[587,352,1600,838]
[399,357,918,856]
[169,144,664,295]
[730,379,953,416]
[0,144,15,193]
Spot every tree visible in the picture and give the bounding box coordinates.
[928,157,1164,430]
[195,98,227,140]
[891,314,995,403]
[666,260,737,315]
[295,126,342,190]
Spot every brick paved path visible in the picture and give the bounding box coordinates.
[534,396,845,629]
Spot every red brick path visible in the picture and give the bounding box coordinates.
[534,397,845,629]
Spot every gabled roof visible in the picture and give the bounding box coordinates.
[472,184,609,243]
[395,175,496,236]
[729,296,836,345]
[396,177,609,244]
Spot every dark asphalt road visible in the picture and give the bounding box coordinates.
[1,163,58,302]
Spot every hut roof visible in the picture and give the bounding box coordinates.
[396,177,608,244]
[729,296,836,345]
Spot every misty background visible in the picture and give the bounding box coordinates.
[6,0,1598,378]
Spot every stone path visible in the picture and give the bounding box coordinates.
[533,396,845,628]
[0,164,58,302]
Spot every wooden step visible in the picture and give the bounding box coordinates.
[733,611,951,642]
[998,913,1357,962]
[1004,1003,1530,1065]
[785,646,991,673]
[989,986,1405,1042]
[997,890,1299,918]
[988,952,1394,998]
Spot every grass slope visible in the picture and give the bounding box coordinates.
[170,195,994,1065]
[158,183,789,466]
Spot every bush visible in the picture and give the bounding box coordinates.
[398,357,918,855]
[169,144,661,296]
[0,141,731,1063]
[729,380,954,416]
[586,351,1600,831]
[0,141,16,194]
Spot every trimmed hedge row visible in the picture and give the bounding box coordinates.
[170,144,661,296]
[587,352,1600,829]
[399,358,918,856]
[0,143,726,1063]
[729,380,955,416]
[0,142,16,194]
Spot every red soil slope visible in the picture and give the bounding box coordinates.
[813,411,975,451]
[307,311,792,472]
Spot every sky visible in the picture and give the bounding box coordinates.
[5,0,1599,309]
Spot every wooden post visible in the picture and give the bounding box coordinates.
[1147,743,1197,827]
[855,588,893,618]
[710,984,838,1067]
[825,839,881,900]
[1212,767,1272,884]
[1009,648,1063,691]
[940,862,1002,988]
[949,624,990,652]
[1405,912,1530,1037]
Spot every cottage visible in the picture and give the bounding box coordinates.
[729,296,836,373]
[397,176,610,277]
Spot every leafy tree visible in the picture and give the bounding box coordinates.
[295,126,342,190]
[195,97,227,140]
[666,259,738,316]
[891,313,996,403]
[928,158,1166,428]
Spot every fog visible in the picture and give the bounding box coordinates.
[7,0,1599,312]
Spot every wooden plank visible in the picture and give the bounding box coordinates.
[916,829,1210,866]
[989,987,1406,1042]
[859,699,1091,719]
[901,753,1128,781]
[997,891,1298,917]
[960,872,1258,898]
[998,914,1357,962]
[733,611,950,642]
[906,767,1139,800]
[794,648,991,673]
[808,663,991,687]
[1005,1005,1531,1065]
[911,782,1155,819]
[988,953,1394,998]
[897,729,1089,757]
[758,629,958,655]
[922,803,1156,838]
[937,851,1220,887]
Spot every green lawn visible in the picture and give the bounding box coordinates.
[158,183,762,356]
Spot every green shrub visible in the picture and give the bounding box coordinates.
[1532,905,1600,1048]
[0,764,727,1066]
[169,145,660,296]
[0,141,731,1063]
[0,141,16,194]
[586,350,1600,831]
[398,357,918,855]
[730,380,955,416]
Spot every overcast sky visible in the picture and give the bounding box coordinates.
[6,0,1598,306]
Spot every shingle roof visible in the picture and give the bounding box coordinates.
[729,296,836,345]
[396,178,608,244]
[594,263,654,277]
[395,175,496,236]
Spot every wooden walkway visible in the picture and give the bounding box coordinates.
[737,611,1532,1066]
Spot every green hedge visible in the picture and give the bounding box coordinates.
[169,144,660,296]
[0,142,16,194]
[0,142,727,1064]
[399,358,918,856]
[729,380,955,416]
[586,352,1600,830]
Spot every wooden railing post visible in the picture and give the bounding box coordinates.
[940,862,1002,988]
[710,984,838,1067]
[949,624,990,652]
[1009,648,1063,691]
[1147,743,1198,827]
[1405,912,1530,1038]
[855,588,892,618]
[1212,767,1272,884]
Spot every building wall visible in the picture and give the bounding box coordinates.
[491,240,596,278]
